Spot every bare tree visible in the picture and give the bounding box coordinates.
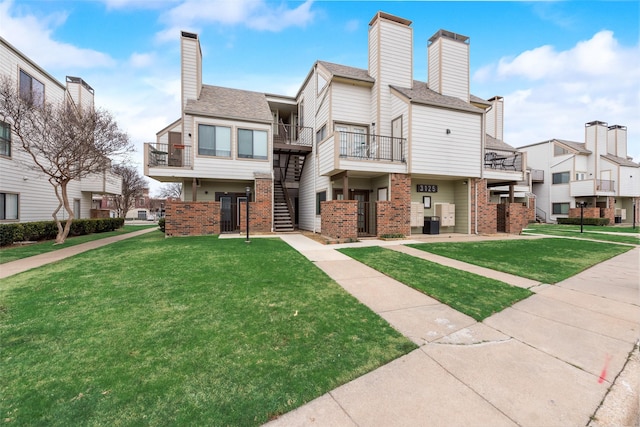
[112,164,147,218]
[0,76,132,244]
[156,182,182,199]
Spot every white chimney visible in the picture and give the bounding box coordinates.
[607,124,627,158]
[368,12,413,137]
[181,31,202,111]
[585,121,608,155]
[428,29,470,102]
[486,96,504,140]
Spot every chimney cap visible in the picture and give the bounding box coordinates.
[428,29,469,45]
[585,120,608,127]
[608,124,627,131]
[181,31,198,39]
[369,11,412,27]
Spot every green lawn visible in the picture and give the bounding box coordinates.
[408,238,632,283]
[338,247,532,321]
[0,232,414,426]
[0,225,156,264]
[523,224,640,245]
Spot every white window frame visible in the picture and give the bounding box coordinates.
[198,124,231,157]
[0,192,19,221]
[0,121,10,157]
[237,128,268,160]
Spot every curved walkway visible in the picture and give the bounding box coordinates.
[270,234,639,427]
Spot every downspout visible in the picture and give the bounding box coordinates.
[474,180,478,235]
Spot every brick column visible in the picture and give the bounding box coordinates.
[321,200,357,239]
[471,178,497,234]
[377,173,411,237]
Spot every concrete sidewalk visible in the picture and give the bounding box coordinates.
[0,227,158,279]
[270,234,640,427]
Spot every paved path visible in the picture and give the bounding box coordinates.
[270,234,640,427]
[0,227,157,279]
[1,230,638,425]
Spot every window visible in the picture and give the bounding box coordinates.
[552,171,570,184]
[316,191,326,215]
[336,124,367,157]
[316,124,326,143]
[575,172,586,181]
[552,203,570,215]
[554,143,570,156]
[19,70,44,106]
[0,121,10,157]
[0,193,19,220]
[238,129,268,159]
[198,124,231,157]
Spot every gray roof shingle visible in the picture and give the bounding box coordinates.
[184,85,273,123]
[391,81,484,114]
[554,139,591,154]
[317,61,374,83]
[602,153,640,167]
[486,134,517,152]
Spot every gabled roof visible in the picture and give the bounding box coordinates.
[602,153,640,168]
[470,94,492,108]
[317,61,374,84]
[486,134,517,152]
[391,81,484,114]
[184,84,273,123]
[554,139,591,154]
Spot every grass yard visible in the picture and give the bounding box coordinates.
[0,232,415,426]
[408,238,632,284]
[523,224,640,245]
[338,246,532,321]
[0,224,157,264]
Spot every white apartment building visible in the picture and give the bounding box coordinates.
[520,121,640,225]
[146,12,532,238]
[0,37,122,223]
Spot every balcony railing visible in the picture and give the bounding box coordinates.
[338,131,406,163]
[596,179,615,192]
[484,149,523,172]
[273,123,313,147]
[147,143,192,168]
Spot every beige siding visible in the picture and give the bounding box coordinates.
[427,41,441,95]
[331,83,370,125]
[428,36,469,102]
[181,35,200,109]
[317,136,335,176]
[410,106,482,177]
[297,72,319,231]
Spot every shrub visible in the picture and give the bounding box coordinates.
[557,217,610,226]
[158,217,166,232]
[0,218,125,247]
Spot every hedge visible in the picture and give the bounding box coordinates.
[0,218,125,247]
[557,217,610,226]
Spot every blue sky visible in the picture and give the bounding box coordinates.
[1,0,639,192]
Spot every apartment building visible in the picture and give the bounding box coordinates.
[520,121,640,224]
[0,37,122,223]
[146,12,532,238]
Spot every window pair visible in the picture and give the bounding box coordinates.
[198,125,267,159]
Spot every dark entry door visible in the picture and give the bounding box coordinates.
[353,191,370,235]
[220,196,233,232]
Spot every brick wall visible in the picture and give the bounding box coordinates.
[377,173,411,237]
[602,196,615,224]
[569,207,600,218]
[471,178,497,234]
[505,202,531,234]
[165,200,220,236]
[321,200,358,240]
[239,177,272,233]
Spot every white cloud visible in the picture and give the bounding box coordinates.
[129,52,156,68]
[0,0,115,69]
[473,30,640,161]
[157,0,315,40]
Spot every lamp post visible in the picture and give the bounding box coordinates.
[245,186,251,243]
[577,201,587,233]
[633,200,637,230]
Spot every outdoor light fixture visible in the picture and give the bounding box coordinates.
[446,129,451,134]
[577,201,588,233]
[245,186,251,243]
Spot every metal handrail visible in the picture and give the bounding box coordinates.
[337,131,405,163]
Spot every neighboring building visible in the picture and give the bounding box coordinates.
[122,188,166,220]
[146,12,533,238]
[520,121,640,224]
[0,36,122,223]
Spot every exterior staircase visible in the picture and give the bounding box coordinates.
[273,179,294,232]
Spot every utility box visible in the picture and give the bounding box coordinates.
[423,216,440,234]
[435,203,455,227]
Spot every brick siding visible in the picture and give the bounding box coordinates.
[165,200,220,236]
[321,200,358,240]
[471,178,497,234]
[377,173,411,237]
[239,177,272,233]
